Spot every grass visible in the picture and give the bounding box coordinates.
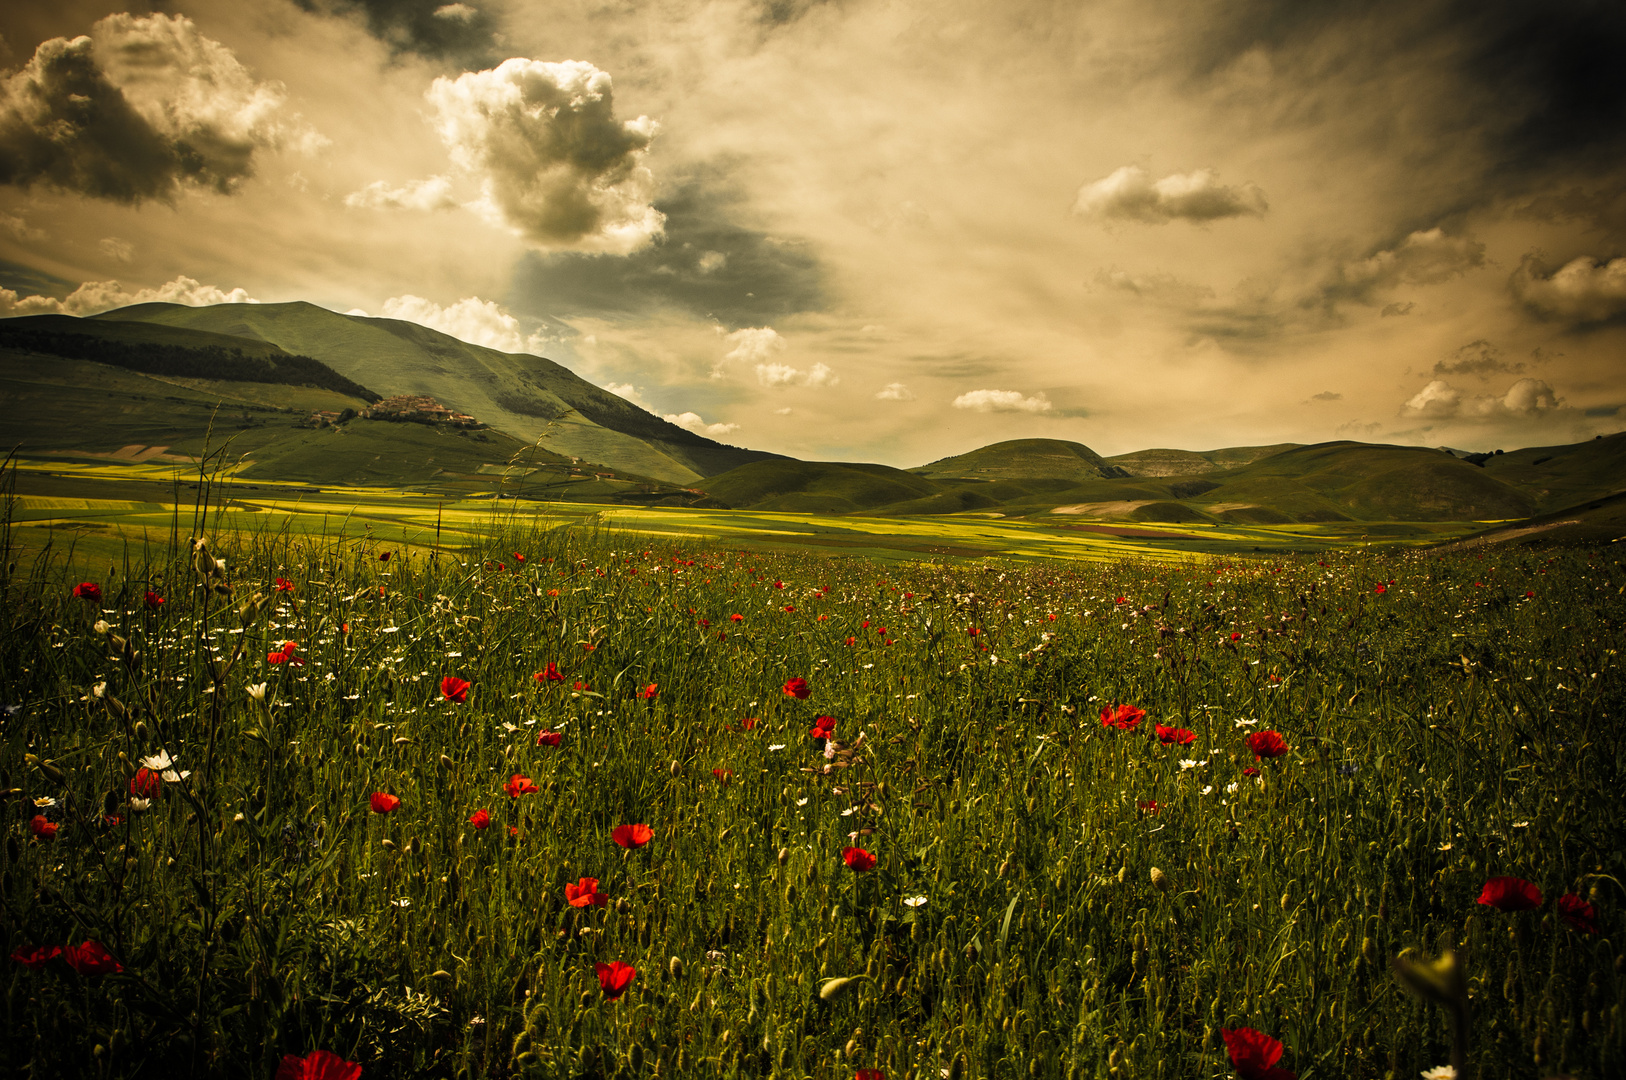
[1,472,1622,1079]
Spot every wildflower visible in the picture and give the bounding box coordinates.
[811,716,836,740]
[504,774,538,798]
[596,960,637,1000]
[637,683,659,700]
[1477,876,1542,912]
[784,676,811,699]
[1245,731,1290,759]
[469,809,490,829]
[379,551,392,562]
[566,876,608,908]
[130,768,163,799]
[11,945,60,969]
[1229,632,1242,641]
[573,681,591,691]
[275,1050,363,1080]
[534,662,564,683]
[370,792,401,814]
[144,590,165,610]
[613,823,654,848]
[536,730,563,747]
[512,552,526,563]
[29,815,57,839]
[1242,767,1260,778]
[857,1071,886,1080]
[142,750,190,782]
[1099,704,1146,731]
[738,718,758,731]
[275,578,295,592]
[842,847,877,872]
[1421,1068,1456,1080]
[1156,725,1197,746]
[247,682,268,701]
[1137,800,1160,814]
[1220,1027,1296,1080]
[62,941,124,976]
[1374,584,1387,594]
[712,768,733,785]
[1558,892,1599,934]
[72,582,102,602]
[129,797,151,811]
[441,676,471,703]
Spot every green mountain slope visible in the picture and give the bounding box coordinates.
[1478,431,1626,512]
[92,302,778,484]
[913,439,1126,481]
[701,459,939,513]
[1105,444,1301,476]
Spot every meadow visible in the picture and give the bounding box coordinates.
[1,489,1622,1079]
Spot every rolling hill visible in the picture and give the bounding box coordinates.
[88,302,780,485]
[1105,443,1302,476]
[912,438,1129,481]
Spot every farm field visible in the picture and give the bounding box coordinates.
[2,484,1622,1079]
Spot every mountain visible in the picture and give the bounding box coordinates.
[90,302,779,485]
[912,438,1128,481]
[700,459,938,514]
[1105,444,1301,476]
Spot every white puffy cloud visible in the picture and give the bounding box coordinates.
[1401,377,1560,420]
[425,58,662,253]
[604,381,645,404]
[378,294,550,354]
[756,361,838,388]
[1341,228,1485,291]
[1511,254,1626,323]
[875,382,914,401]
[0,14,316,204]
[344,175,459,212]
[1073,165,1266,224]
[0,275,258,316]
[663,411,740,438]
[432,4,480,22]
[952,389,1053,414]
[721,326,785,364]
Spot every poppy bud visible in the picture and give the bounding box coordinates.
[777,847,789,866]
[381,838,397,850]
[669,956,684,980]
[669,759,680,776]
[1150,867,1170,893]
[94,620,111,635]
[408,836,421,855]
[133,720,148,740]
[439,754,454,770]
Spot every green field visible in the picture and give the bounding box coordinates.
[2,468,1622,1079]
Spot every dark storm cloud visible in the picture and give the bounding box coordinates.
[508,174,825,325]
[1187,0,1626,188]
[0,257,74,299]
[0,14,299,204]
[292,0,501,67]
[1433,339,1524,379]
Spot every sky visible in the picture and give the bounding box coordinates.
[1,0,1623,467]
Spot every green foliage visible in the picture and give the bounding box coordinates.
[1,484,1624,1079]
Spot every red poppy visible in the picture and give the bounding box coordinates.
[739,718,758,730]
[612,823,654,848]
[144,590,165,610]
[842,847,877,872]
[130,768,162,799]
[513,552,526,563]
[536,730,563,747]
[783,676,811,699]
[845,636,857,646]
[275,1050,363,1080]
[811,716,836,739]
[440,676,471,703]
[72,582,102,602]
[268,650,289,664]
[30,815,57,839]
[1221,1027,1296,1080]
[1245,731,1289,759]
[1373,584,1387,594]
[573,680,591,691]
[637,683,659,700]
[275,578,295,592]
[566,876,608,908]
[504,774,538,798]
[1229,632,1242,642]
[62,941,124,977]
[856,1071,886,1080]
[535,663,565,683]
[1242,767,1260,778]
[596,960,637,1000]
[712,768,732,785]
[967,627,980,636]
[1155,725,1197,746]
[1558,892,1599,934]
[1478,876,1542,912]
[1137,800,1160,814]
[730,613,744,622]
[1115,596,1127,604]
[1100,704,1147,731]
[370,792,401,814]
[508,826,519,837]
[379,551,392,562]
[11,945,60,969]
[469,809,490,829]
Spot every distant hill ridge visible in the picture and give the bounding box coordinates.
[913,438,1129,481]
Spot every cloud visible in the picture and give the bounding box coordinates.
[377,294,551,354]
[663,410,740,438]
[0,14,313,204]
[344,175,459,211]
[98,237,135,262]
[1401,377,1560,420]
[722,326,785,364]
[1309,390,1341,401]
[1510,253,1626,323]
[952,389,1053,414]
[293,0,500,65]
[0,275,259,316]
[432,4,479,22]
[604,381,645,404]
[1073,165,1267,224]
[875,382,914,401]
[1433,340,1523,380]
[1380,302,1414,317]
[756,361,837,388]
[1342,228,1486,290]
[0,212,43,241]
[425,58,662,253]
